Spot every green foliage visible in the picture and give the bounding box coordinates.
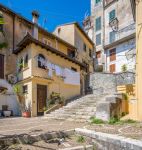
[121,119,137,124]
[109,117,120,125]
[13,85,22,94]
[122,93,128,101]
[121,64,127,72]
[0,42,8,49]
[90,117,105,124]
[76,136,85,143]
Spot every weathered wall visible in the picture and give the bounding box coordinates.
[90,72,135,95]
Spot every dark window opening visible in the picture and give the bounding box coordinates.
[83,44,87,51]
[38,54,46,69]
[89,49,92,58]
[24,54,28,67]
[23,85,28,94]
[67,49,75,58]
[71,67,77,72]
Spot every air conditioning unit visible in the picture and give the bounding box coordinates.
[7,74,17,84]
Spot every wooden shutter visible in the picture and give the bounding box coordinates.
[96,51,101,59]
[0,54,4,79]
[109,48,116,62]
[109,64,116,73]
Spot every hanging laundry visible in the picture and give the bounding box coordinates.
[64,68,80,85]
[55,65,62,76]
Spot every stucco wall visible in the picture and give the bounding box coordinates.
[106,38,136,72]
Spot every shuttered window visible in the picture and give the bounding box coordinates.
[96,34,101,46]
[109,31,116,43]
[96,17,101,31]
[109,48,116,62]
[109,9,116,22]
[109,64,116,73]
[96,0,101,4]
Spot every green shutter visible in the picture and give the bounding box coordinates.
[96,0,101,4]
[96,17,101,31]
[0,18,4,24]
[109,10,115,22]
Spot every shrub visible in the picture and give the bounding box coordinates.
[109,117,120,125]
[77,136,85,143]
[121,64,127,72]
[90,117,105,124]
[122,119,137,124]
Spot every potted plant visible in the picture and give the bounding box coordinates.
[2,105,11,117]
[22,103,31,118]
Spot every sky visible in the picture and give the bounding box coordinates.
[0,0,90,32]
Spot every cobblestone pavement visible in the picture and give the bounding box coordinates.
[86,123,142,140]
[0,117,87,137]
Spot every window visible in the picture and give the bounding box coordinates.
[109,31,116,43]
[71,67,77,72]
[96,0,101,4]
[23,85,28,94]
[96,51,101,59]
[43,38,52,47]
[0,12,4,32]
[24,54,28,68]
[109,64,116,73]
[96,34,101,46]
[18,58,24,72]
[89,49,92,58]
[67,49,75,58]
[109,48,116,62]
[38,54,46,69]
[109,9,116,22]
[96,17,101,31]
[83,43,87,51]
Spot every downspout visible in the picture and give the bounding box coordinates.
[12,15,15,52]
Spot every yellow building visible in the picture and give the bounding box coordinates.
[14,33,86,117]
[135,0,142,120]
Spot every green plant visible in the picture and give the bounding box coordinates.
[122,93,128,101]
[59,96,65,105]
[90,117,105,124]
[121,64,127,72]
[76,136,85,143]
[122,119,137,124]
[109,117,120,125]
[0,42,8,49]
[13,85,22,94]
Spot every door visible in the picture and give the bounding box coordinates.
[0,54,4,79]
[37,85,47,116]
[109,64,116,73]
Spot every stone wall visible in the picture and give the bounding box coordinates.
[76,128,142,150]
[90,72,135,95]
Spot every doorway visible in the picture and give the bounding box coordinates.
[0,54,4,79]
[37,84,47,116]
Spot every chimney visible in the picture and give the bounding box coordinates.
[32,10,39,39]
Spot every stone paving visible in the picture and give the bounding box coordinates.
[0,117,87,137]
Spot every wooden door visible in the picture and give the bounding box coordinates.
[37,85,47,116]
[0,54,4,79]
[109,64,116,73]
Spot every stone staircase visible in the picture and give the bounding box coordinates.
[45,94,107,122]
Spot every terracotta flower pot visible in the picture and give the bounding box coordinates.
[22,112,31,118]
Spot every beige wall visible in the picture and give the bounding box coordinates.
[136,0,142,120]
[54,24,94,73]
[17,43,81,116]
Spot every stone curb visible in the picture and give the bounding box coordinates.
[59,145,93,150]
[75,128,142,150]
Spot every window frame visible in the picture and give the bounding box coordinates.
[96,33,101,46]
[96,17,101,31]
[109,9,116,22]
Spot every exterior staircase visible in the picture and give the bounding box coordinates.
[45,94,107,122]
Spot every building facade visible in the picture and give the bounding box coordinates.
[53,22,95,94]
[0,4,88,116]
[84,0,136,73]
[14,34,84,116]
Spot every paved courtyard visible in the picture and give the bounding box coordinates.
[0,117,86,137]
